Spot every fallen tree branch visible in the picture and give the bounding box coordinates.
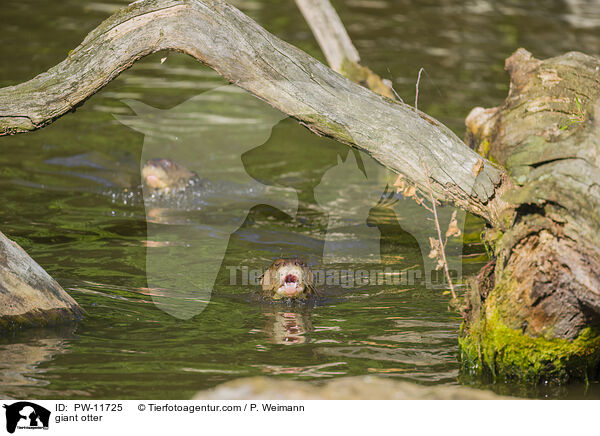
[0,0,511,226]
[295,0,360,73]
[295,0,396,99]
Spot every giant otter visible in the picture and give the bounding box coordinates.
[142,158,199,194]
[260,258,315,300]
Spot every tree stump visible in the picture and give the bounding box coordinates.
[462,49,600,383]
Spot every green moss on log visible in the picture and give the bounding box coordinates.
[459,312,600,384]
[0,308,83,333]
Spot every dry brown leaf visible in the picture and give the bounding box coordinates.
[393,174,405,186]
[445,210,462,238]
[428,237,440,259]
[404,185,416,198]
[472,159,484,177]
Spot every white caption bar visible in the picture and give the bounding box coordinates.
[0,400,594,436]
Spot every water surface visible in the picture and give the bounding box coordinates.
[1,0,600,399]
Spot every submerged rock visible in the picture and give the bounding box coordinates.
[193,376,509,400]
[0,231,83,332]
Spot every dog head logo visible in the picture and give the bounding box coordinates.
[3,402,50,434]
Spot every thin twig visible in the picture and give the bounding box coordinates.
[416,68,455,298]
[421,203,433,214]
[386,67,404,103]
[390,85,404,102]
[415,67,425,110]
[422,161,457,299]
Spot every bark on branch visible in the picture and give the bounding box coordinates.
[0,0,510,226]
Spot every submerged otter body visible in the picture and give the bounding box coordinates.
[261,258,315,300]
[142,158,199,194]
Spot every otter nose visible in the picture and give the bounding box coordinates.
[145,174,162,188]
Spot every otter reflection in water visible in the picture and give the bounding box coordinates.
[262,309,313,345]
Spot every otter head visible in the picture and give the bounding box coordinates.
[142,158,197,193]
[261,258,315,300]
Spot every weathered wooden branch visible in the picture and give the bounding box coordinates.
[0,0,510,227]
[0,231,84,331]
[295,0,359,73]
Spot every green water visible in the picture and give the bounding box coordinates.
[1,0,600,399]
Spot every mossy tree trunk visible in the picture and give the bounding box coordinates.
[0,0,598,382]
[462,49,600,383]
